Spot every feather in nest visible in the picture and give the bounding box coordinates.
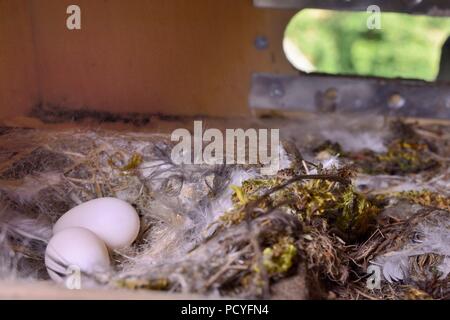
[0,206,52,279]
[372,209,450,283]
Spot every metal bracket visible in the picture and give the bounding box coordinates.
[253,0,450,16]
[249,73,450,119]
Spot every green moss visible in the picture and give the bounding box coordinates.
[377,140,437,173]
[230,185,248,206]
[223,171,380,242]
[287,179,338,218]
[354,139,438,175]
[224,178,280,225]
[334,188,380,240]
[116,277,170,290]
[219,209,247,226]
[395,190,450,211]
[262,237,297,275]
[108,152,143,174]
[239,179,277,200]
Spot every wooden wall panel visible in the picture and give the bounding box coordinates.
[0,0,39,119]
[0,0,296,120]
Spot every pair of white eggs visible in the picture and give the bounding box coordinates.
[45,197,140,284]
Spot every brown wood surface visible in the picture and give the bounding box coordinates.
[0,0,296,121]
[0,280,208,300]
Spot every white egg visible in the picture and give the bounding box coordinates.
[45,227,110,283]
[53,197,140,250]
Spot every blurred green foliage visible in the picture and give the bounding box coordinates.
[285,10,450,81]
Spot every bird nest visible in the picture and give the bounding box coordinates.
[0,116,449,299]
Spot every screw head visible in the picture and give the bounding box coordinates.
[388,93,406,109]
[254,36,269,50]
[269,82,284,98]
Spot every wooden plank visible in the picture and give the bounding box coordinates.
[0,0,40,119]
[0,0,297,121]
[250,73,450,119]
[0,280,206,300]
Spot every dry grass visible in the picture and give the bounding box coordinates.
[0,117,448,299]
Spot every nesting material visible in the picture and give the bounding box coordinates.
[0,115,449,299]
